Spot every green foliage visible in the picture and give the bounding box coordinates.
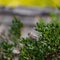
[0,14,60,60]
[0,16,23,60]
[35,16,60,59]
[19,38,45,60]
[19,15,60,60]
[0,41,13,60]
[10,16,23,39]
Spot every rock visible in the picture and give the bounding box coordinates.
[12,48,20,55]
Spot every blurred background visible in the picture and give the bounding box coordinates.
[0,0,60,7]
[0,0,60,37]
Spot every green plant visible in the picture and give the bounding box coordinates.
[10,16,23,39]
[19,38,45,60]
[0,16,23,60]
[10,16,23,47]
[19,14,60,60]
[36,18,60,59]
[0,41,14,60]
[0,14,60,60]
